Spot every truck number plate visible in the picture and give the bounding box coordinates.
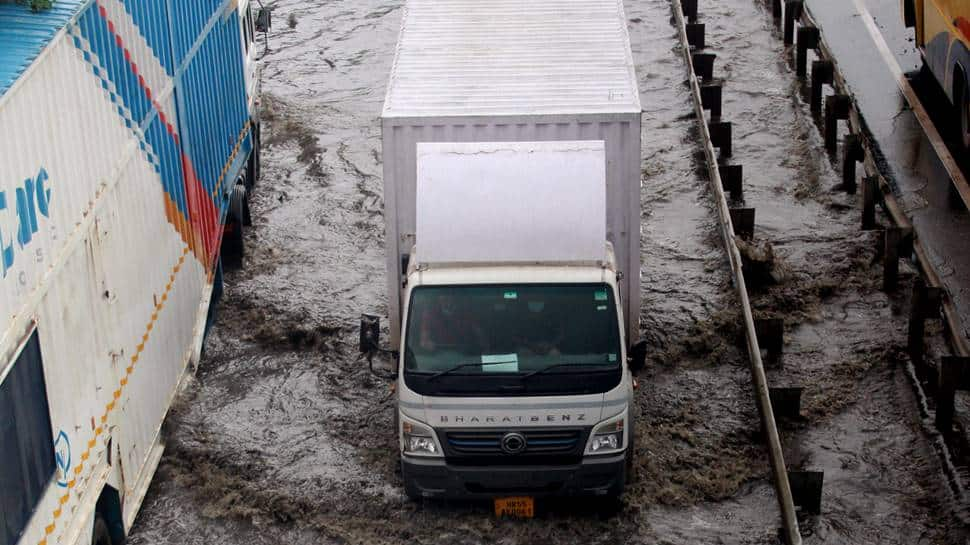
[494,496,534,518]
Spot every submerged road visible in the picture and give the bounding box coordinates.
[806,0,970,347]
[123,1,967,543]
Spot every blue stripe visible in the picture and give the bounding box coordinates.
[0,0,89,98]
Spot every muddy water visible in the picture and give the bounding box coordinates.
[126,0,965,543]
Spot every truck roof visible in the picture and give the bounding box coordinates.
[382,0,642,118]
[0,0,85,100]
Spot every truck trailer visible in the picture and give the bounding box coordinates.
[0,1,264,544]
[380,0,644,505]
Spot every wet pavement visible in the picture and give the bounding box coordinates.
[804,0,970,347]
[126,1,968,543]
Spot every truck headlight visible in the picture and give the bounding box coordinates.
[585,411,625,455]
[401,415,443,457]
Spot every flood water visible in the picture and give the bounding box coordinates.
[127,1,968,543]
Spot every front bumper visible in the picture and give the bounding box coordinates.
[401,453,626,499]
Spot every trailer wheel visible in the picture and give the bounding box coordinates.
[221,184,248,270]
[92,514,112,545]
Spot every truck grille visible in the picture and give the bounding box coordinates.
[443,429,584,456]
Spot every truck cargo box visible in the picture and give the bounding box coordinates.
[0,2,256,544]
[382,0,643,345]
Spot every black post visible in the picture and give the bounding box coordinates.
[795,26,819,77]
[789,471,824,515]
[883,227,901,291]
[721,164,744,201]
[709,121,732,158]
[810,60,834,114]
[936,357,967,432]
[729,207,755,239]
[784,0,804,45]
[693,53,716,81]
[842,133,864,194]
[824,94,851,152]
[682,0,699,23]
[701,83,722,118]
[687,23,706,49]
[908,279,927,361]
[862,176,879,230]
[772,0,782,19]
[907,280,942,362]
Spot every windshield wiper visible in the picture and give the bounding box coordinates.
[520,362,614,381]
[427,361,517,382]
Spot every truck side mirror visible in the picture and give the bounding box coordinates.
[359,314,380,354]
[628,340,647,373]
[255,7,272,32]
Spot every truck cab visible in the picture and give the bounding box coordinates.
[397,247,641,499]
[391,141,645,500]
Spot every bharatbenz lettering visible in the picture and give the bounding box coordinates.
[377,0,644,505]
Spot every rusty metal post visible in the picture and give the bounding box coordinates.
[862,176,879,230]
[772,0,782,19]
[709,121,732,158]
[687,22,706,49]
[810,60,834,114]
[795,26,819,77]
[824,94,851,152]
[784,0,803,45]
[693,52,716,81]
[842,133,864,194]
[700,82,722,118]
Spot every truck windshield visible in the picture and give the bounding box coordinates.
[403,284,621,380]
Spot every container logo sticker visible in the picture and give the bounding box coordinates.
[0,167,53,278]
[53,430,71,488]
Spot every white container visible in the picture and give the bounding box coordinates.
[382,0,642,345]
[0,2,257,544]
[416,141,608,265]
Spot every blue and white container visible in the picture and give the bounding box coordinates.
[0,2,261,544]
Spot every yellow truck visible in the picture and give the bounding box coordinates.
[903,0,970,147]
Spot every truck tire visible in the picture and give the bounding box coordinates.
[221,184,247,270]
[92,514,112,545]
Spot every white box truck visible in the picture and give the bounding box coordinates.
[377,0,644,502]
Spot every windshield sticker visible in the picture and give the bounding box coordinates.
[594,290,608,301]
[482,353,518,372]
[596,305,607,311]
[608,354,617,362]
[503,290,518,300]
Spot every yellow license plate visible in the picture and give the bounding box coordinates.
[494,496,535,518]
